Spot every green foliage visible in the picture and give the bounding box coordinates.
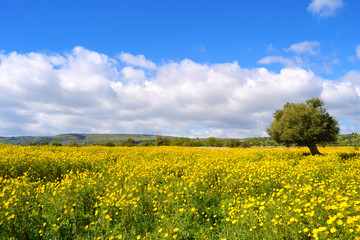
[156,136,171,146]
[205,137,222,147]
[170,137,204,147]
[240,141,251,148]
[225,139,241,148]
[121,138,136,147]
[267,98,339,155]
[28,142,37,146]
[138,141,155,146]
[40,141,49,146]
[104,142,115,147]
[69,142,79,147]
[0,134,158,146]
[333,133,360,146]
[50,141,62,146]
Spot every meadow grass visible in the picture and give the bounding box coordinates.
[0,144,360,239]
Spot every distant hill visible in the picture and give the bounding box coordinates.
[0,133,159,146]
[0,133,359,146]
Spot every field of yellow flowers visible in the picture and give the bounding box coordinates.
[0,144,360,239]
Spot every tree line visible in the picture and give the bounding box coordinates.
[23,97,358,154]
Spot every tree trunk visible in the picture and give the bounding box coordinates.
[307,141,322,155]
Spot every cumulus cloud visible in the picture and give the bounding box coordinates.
[284,41,320,55]
[307,0,344,18]
[118,52,156,69]
[0,47,359,137]
[356,44,360,59]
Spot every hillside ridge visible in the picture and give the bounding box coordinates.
[0,133,359,146]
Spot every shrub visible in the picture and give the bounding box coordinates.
[69,142,79,147]
[205,137,222,147]
[50,141,62,146]
[156,136,170,146]
[138,141,155,146]
[104,142,115,147]
[226,139,241,148]
[121,138,136,147]
[40,141,49,146]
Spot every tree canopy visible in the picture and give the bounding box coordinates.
[267,98,339,155]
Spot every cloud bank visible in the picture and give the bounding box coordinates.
[0,47,359,137]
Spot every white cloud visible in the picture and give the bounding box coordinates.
[356,44,360,59]
[0,47,359,138]
[118,52,156,69]
[307,0,344,18]
[258,56,296,68]
[285,41,320,55]
[321,74,360,123]
[121,67,147,84]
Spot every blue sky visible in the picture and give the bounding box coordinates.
[0,0,360,137]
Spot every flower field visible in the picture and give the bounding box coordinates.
[1,144,360,239]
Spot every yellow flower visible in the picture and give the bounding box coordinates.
[173,227,179,232]
[330,228,337,233]
[327,215,337,224]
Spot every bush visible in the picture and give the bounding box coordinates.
[50,141,62,146]
[69,142,79,147]
[40,141,49,146]
[240,141,251,148]
[104,142,115,147]
[205,137,222,147]
[138,141,155,146]
[121,138,136,147]
[226,139,241,148]
[156,136,170,146]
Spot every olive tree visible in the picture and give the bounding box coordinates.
[267,98,339,155]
